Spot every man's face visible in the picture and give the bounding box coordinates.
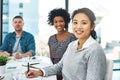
[12,18,24,32]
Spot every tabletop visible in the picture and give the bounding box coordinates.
[2,56,57,80]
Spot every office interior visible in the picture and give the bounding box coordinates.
[0,0,120,80]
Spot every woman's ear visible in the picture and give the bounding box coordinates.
[91,25,95,31]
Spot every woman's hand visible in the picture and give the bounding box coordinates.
[25,70,43,78]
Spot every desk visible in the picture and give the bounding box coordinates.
[3,56,57,80]
[112,60,120,80]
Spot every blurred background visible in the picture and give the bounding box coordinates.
[0,0,120,80]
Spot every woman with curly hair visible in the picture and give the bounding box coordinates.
[47,8,77,80]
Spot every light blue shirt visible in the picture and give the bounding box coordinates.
[42,36,106,80]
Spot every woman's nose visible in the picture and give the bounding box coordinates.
[56,22,61,26]
[76,23,82,28]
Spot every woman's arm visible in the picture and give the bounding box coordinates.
[86,46,106,80]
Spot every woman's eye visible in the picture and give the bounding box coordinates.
[73,22,77,24]
[82,21,87,24]
[54,21,57,24]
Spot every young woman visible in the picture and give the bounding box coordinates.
[25,8,106,80]
[48,8,77,64]
[47,8,77,80]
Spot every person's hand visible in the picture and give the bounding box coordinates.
[25,70,43,78]
[13,52,22,59]
[0,51,10,57]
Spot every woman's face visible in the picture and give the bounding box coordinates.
[53,16,65,32]
[72,13,94,40]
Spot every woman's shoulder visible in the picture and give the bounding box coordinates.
[49,34,56,39]
[48,34,56,42]
[68,33,77,40]
[88,42,105,56]
[69,32,75,37]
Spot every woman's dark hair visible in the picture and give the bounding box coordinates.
[71,8,97,39]
[47,8,70,30]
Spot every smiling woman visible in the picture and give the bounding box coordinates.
[47,8,77,80]
[69,1,120,80]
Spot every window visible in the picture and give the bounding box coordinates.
[1,0,65,56]
[19,3,23,8]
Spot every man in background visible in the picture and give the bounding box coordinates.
[0,15,35,59]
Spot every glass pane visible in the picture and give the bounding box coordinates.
[2,0,65,56]
[69,0,120,60]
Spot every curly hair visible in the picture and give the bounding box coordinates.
[47,8,70,30]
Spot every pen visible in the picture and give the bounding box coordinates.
[22,64,40,70]
[27,62,30,73]
[30,62,40,65]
